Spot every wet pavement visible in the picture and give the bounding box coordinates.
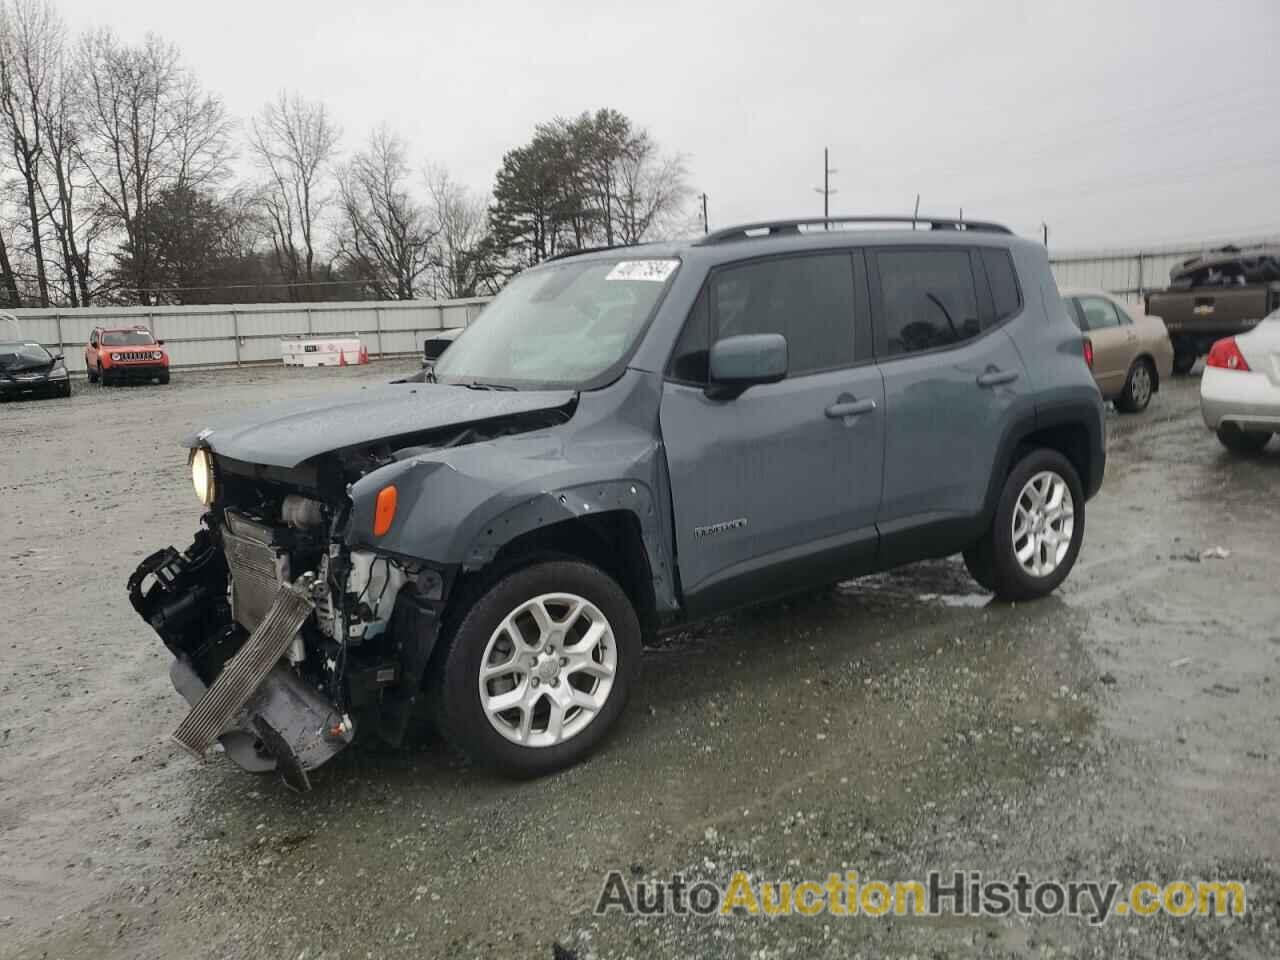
[1,367,1278,959]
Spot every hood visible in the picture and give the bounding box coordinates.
[189,382,576,468]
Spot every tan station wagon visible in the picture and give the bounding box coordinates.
[1061,289,1173,412]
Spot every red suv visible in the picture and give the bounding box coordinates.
[86,325,170,385]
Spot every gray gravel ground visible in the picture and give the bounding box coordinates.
[1,365,1278,959]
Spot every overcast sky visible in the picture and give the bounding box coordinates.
[58,0,1280,251]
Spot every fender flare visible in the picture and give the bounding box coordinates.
[459,479,678,613]
[980,397,1106,526]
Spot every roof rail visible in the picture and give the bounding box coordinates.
[695,215,1012,245]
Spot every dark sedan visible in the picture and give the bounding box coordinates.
[0,341,72,400]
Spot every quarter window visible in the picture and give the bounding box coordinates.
[1078,296,1121,331]
[980,248,1022,322]
[876,250,981,356]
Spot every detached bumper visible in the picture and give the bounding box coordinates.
[169,658,352,791]
[1200,367,1280,432]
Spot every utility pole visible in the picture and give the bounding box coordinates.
[812,147,838,222]
[700,193,708,234]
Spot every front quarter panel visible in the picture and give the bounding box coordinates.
[346,369,678,611]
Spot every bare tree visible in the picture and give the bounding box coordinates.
[77,28,231,304]
[613,131,690,246]
[0,0,60,306]
[335,128,434,300]
[427,167,496,299]
[0,221,19,306]
[36,40,95,305]
[249,91,338,299]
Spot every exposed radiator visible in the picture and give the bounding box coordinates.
[172,576,316,759]
[222,514,288,631]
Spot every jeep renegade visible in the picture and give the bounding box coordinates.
[129,216,1105,789]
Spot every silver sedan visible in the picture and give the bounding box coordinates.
[1201,308,1280,453]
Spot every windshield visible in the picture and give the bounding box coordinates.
[0,341,52,369]
[432,257,679,388]
[101,330,156,346]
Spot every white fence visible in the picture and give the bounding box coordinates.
[1050,234,1280,305]
[5,298,491,375]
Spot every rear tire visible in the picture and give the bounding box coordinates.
[1172,351,1196,375]
[1116,358,1155,413]
[976,449,1085,602]
[431,559,641,778]
[1216,425,1271,455]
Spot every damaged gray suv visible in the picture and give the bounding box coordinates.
[129,216,1105,789]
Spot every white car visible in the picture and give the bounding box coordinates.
[1200,308,1280,453]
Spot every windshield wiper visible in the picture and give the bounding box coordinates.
[465,381,518,391]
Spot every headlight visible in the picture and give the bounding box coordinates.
[153,351,163,360]
[191,448,215,505]
[50,364,68,379]
[110,353,120,361]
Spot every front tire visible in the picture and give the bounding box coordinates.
[977,449,1085,602]
[1216,425,1271,455]
[432,559,641,777]
[87,364,99,384]
[1116,358,1154,413]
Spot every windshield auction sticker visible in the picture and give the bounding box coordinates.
[606,260,679,282]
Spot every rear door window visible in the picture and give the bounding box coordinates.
[1078,296,1121,331]
[873,249,982,357]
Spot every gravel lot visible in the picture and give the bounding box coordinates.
[2,365,1278,959]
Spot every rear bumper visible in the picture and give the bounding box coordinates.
[1200,367,1280,432]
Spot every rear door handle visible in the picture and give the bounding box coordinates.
[976,369,1019,387]
[825,398,877,418]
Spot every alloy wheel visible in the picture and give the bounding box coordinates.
[478,592,617,747]
[1012,470,1075,577]
[1130,363,1151,407]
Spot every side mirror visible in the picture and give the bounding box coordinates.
[707,333,787,398]
[51,354,63,363]
[156,339,165,346]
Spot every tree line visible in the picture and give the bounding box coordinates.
[0,0,692,308]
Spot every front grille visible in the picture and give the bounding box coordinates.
[222,516,289,631]
[118,351,159,361]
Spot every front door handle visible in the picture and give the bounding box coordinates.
[825,398,877,419]
[976,369,1019,388]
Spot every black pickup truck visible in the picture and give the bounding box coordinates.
[1146,246,1280,373]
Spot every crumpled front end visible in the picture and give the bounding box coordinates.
[128,459,445,791]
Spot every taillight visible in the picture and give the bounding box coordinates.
[1082,338,1094,370]
[1206,337,1250,371]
